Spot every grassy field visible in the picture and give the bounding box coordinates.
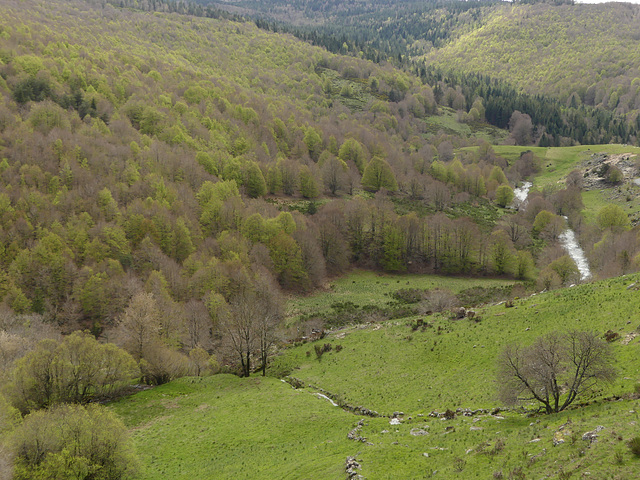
[462,144,640,226]
[110,375,356,479]
[286,270,517,322]
[112,272,640,479]
[425,108,509,143]
[278,272,640,414]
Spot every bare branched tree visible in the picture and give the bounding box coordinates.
[221,271,283,377]
[498,331,616,414]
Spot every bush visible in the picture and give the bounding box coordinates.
[627,436,640,457]
[7,332,139,413]
[11,404,139,480]
[314,343,333,360]
[391,288,425,304]
[603,330,620,342]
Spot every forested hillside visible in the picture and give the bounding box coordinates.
[0,0,638,357]
[219,0,640,141]
[425,3,640,115]
[2,0,640,478]
[0,0,544,377]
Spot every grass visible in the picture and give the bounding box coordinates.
[286,269,517,322]
[463,144,640,225]
[111,271,640,479]
[424,107,509,143]
[279,272,640,414]
[110,375,355,479]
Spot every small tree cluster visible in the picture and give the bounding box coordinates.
[11,404,138,480]
[6,332,138,413]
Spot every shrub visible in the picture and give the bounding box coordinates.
[314,343,332,360]
[452,457,465,472]
[627,436,640,457]
[8,332,138,413]
[603,330,620,342]
[11,404,139,480]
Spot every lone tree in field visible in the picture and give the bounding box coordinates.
[498,331,616,414]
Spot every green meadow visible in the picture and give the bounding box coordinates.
[112,271,640,479]
[287,270,517,322]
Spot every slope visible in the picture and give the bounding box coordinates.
[425,3,640,114]
[112,271,640,478]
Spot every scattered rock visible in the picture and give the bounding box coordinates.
[455,307,466,319]
[529,438,541,443]
[470,426,483,431]
[582,425,605,444]
[422,452,429,458]
[410,427,429,436]
[389,418,401,425]
[553,431,567,446]
[553,421,572,446]
[345,456,363,479]
[347,419,368,443]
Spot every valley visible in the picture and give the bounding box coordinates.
[0,0,640,479]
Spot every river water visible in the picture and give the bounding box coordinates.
[512,182,591,281]
[513,181,532,206]
[559,221,592,281]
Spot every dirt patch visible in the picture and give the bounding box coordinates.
[131,415,172,432]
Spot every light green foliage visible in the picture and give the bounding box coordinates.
[597,204,631,230]
[489,165,508,185]
[195,151,218,175]
[548,255,578,284]
[29,101,70,133]
[338,138,367,174]
[495,184,514,207]
[97,187,119,221]
[12,404,139,480]
[303,127,323,161]
[7,332,138,412]
[269,232,308,289]
[532,210,555,235]
[426,3,640,116]
[490,229,513,275]
[361,156,398,192]
[13,55,44,75]
[244,161,267,198]
[381,225,406,272]
[299,165,320,199]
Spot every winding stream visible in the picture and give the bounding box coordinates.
[512,182,591,281]
[559,221,592,281]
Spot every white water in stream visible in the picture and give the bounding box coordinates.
[511,182,591,281]
[513,181,532,206]
[559,221,592,281]
[314,393,339,407]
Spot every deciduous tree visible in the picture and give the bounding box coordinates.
[498,331,616,414]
